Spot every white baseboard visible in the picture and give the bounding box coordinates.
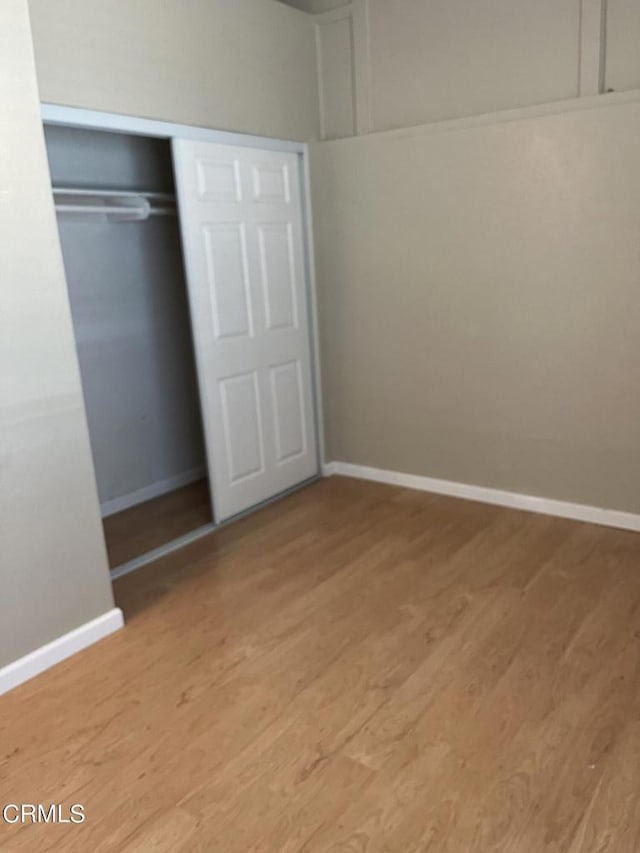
[326,462,640,534]
[0,608,124,697]
[322,461,338,477]
[101,466,206,518]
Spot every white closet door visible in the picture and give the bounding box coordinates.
[172,140,318,522]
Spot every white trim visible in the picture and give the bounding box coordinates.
[41,103,306,153]
[352,0,373,134]
[315,20,327,140]
[300,148,326,471]
[313,4,354,23]
[0,609,124,696]
[109,474,322,581]
[321,88,640,148]
[100,466,206,518]
[326,462,640,533]
[322,462,338,477]
[598,0,609,94]
[110,524,218,581]
[579,0,607,96]
[315,4,359,140]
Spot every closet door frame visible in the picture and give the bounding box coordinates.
[41,103,326,567]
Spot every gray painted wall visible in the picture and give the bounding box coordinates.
[27,0,320,142]
[311,98,640,514]
[0,0,114,668]
[45,127,206,510]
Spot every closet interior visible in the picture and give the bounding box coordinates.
[44,124,213,569]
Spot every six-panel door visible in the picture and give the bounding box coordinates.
[172,140,318,522]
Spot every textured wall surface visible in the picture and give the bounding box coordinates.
[311,99,640,513]
[28,0,319,141]
[0,0,114,667]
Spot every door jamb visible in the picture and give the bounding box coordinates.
[41,103,306,153]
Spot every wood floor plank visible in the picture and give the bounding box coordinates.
[2,476,640,852]
[102,479,212,568]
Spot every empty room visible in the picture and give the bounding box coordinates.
[2,0,640,849]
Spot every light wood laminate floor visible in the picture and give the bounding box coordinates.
[102,479,212,568]
[3,476,640,852]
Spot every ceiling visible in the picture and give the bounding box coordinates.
[277,0,349,14]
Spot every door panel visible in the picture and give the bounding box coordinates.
[196,157,242,202]
[258,224,298,331]
[203,223,253,340]
[219,371,265,482]
[270,360,307,463]
[252,162,291,203]
[172,140,318,522]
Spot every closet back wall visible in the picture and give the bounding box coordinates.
[45,126,206,514]
[27,0,319,142]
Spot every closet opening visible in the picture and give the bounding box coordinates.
[44,123,214,571]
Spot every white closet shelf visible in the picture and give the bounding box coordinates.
[52,187,177,221]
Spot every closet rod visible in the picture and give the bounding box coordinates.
[52,186,175,201]
[54,203,176,217]
[52,187,177,220]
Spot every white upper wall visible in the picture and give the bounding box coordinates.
[314,0,620,139]
[367,0,582,131]
[27,0,319,141]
